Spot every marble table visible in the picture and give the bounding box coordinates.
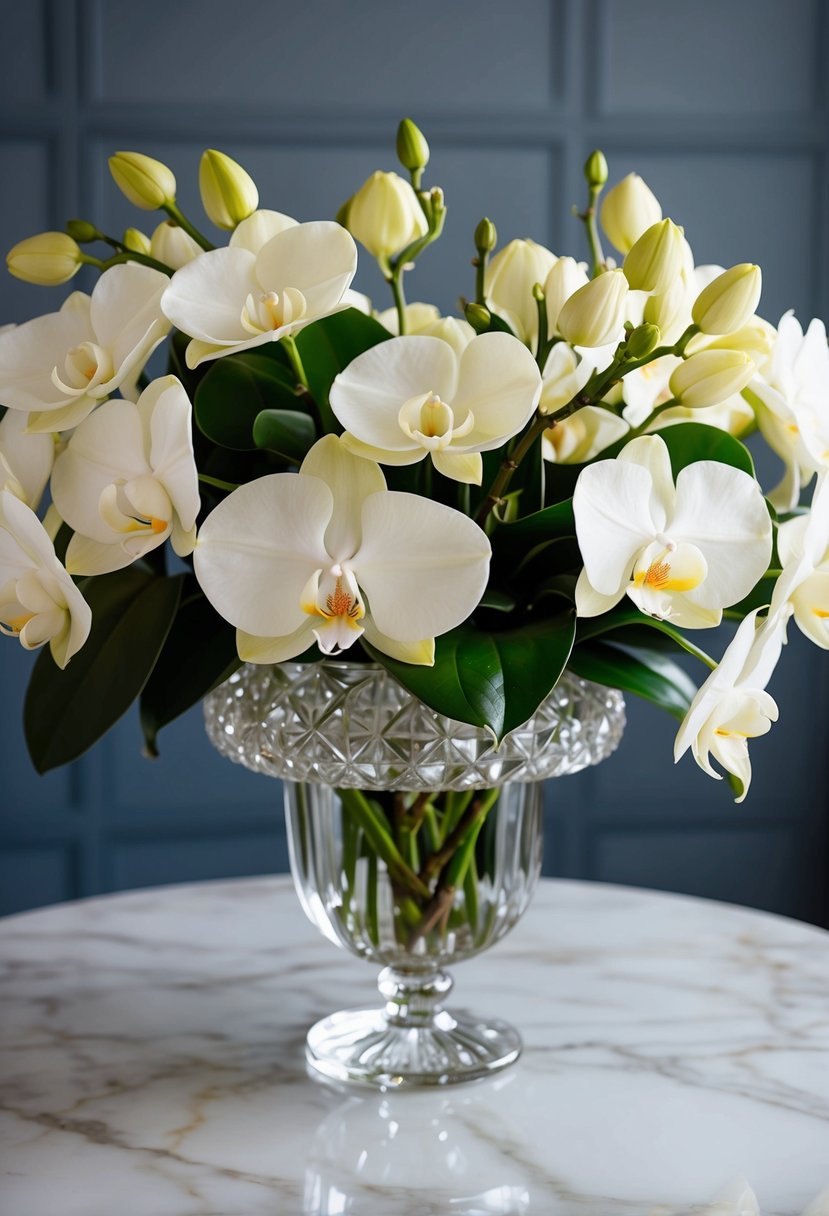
[1,877,829,1216]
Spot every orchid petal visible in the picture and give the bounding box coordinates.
[230,209,298,254]
[339,432,424,466]
[237,619,317,664]
[362,617,435,665]
[0,410,55,509]
[431,449,483,485]
[574,567,625,617]
[574,458,657,596]
[617,435,675,531]
[254,221,357,318]
[25,396,99,434]
[0,293,92,413]
[450,333,541,449]
[300,435,385,560]
[144,376,200,531]
[89,264,169,370]
[161,247,259,344]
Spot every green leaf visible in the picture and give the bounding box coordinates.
[576,603,716,670]
[295,308,391,431]
[502,497,575,540]
[24,570,184,773]
[658,421,755,478]
[567,639,697,721]
[194,353,298,450]
[140,585,242,756]
[365,607,576,740]
[253,408,317,462]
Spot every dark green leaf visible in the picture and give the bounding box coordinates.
[195,354,298,450]
[575,603,716,668]
[24,570,184,773]
[295,309,391,431]
[567,639,697,721]
[365,607,575,740]
[658,421,755,478]
[253,409,318,462]
[502,497,575,540]
[140,585,241,755]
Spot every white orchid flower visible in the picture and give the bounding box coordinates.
[160,219,358,369]
[484,238,557,346]
[674,610,782,802]
[766,473,829,648]
[376,302,475,356]
[0,490,90,668]
[0,410,58,510]
[0,264,170,433]
[329,333,541,485]
[50,375,200,576]
[573,435,772,628]
[749,312,829,509]
[542,405,629,465]
[193,435,491,666]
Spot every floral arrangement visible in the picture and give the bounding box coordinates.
[1,120,827,802]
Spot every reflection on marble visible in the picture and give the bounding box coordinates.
[1,877,828,1215]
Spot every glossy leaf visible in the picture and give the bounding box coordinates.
[253,408,317,462]
[24,570,184,773]
[502,497,575,540]
[567,639,697,720]
[658,421,755,479]
[295,308,390,431]
[140,584,242,756]
[195,353,298,450]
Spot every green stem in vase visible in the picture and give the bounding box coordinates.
[337,787,430,900]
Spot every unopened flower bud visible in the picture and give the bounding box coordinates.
[699,317,775,364]
[669,349,755,409]
[66,219,99,244]
[623,219,684,294]
[474,217,497,255]
[345,170,428,261]
[122,227,151,255]
[150,220,201,270]
[691,263,762,335]
[600,173,662,255]
[396,118,430,174]
[557,269,629,348]
[544,256,589,335]
[584,149,608,190]
[644,274,693,344]
[626,322,661,359]
[199,149,259,231]
[109,151,176,210]
[485,238,557,345]
[465,302,492,333]
[6,232,83,285]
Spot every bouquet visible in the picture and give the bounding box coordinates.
[2,120,827,803]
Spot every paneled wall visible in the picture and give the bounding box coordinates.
[1,0,827,922]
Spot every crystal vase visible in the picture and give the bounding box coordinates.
[205,661,625,1088]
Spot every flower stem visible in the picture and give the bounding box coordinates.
[162,201,214,252]
[577,184,606,278]
[198,473,239,493]
[389,266,408,335]
[88,250,174,276]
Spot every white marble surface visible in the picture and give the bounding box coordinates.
[1,877,828,1216]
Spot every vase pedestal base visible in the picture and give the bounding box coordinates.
[305,1003,522,1089]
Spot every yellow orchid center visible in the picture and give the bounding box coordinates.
[51,342,114,396]
[397,391,475,452]
[241,287,307,335]
[302,565,365,655]
[632,538,706,595]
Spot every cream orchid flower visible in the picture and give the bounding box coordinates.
[674,609,782,802]
[573,435,772,628]
[0,490,90,667]
[749,312,829,509]
[329,333,541,485]
[193,435,491,666]
[0,409,57,510]
[376,302,475,355]
[765,473,829,648]
[50,376,200,576]
[160,219,358,369]
[0,264,170,433]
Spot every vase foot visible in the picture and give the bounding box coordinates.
[305,1006,522,1088]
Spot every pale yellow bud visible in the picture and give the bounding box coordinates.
[557,269,629,348]
[109,151,177,210]
[199,149,259,231]
[485,238,557,345]
[6,232,83,285]
[543,256,589,335]
[345,171,428,261]
[699,317,775,365]
[150,220,201,270]
[644,274,693,344]
[600,173,662,255]
[691,263,762,335]
[669,349,755,409]
[123,228,151,255]
[623,219,684,294]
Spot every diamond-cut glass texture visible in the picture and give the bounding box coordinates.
[204,662,626,791]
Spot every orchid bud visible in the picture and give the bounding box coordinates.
[465,302,493,333]
[669,349,755,409]
[109,151,176,210]
[344,170,428,261]
[644,274,693,344]
[6,232,83,285]
[557,269,629,348]
[584,149,608,190]
[600,173,662,254]
[692,263,762,335]
[123,227,152,255]
[474,216,497,255]
[150,220,201,270]
[66,219,99,244]
[623,219,684,294]
[626,322,661,359]
[199,149,259,230]
[544,256,589,335]
[700,317,775,364]
[396,118,430,174]
[485,238,557,345]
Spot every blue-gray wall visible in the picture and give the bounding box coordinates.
[1,0,828,923]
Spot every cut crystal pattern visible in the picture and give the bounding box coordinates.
[204,661,626,790]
